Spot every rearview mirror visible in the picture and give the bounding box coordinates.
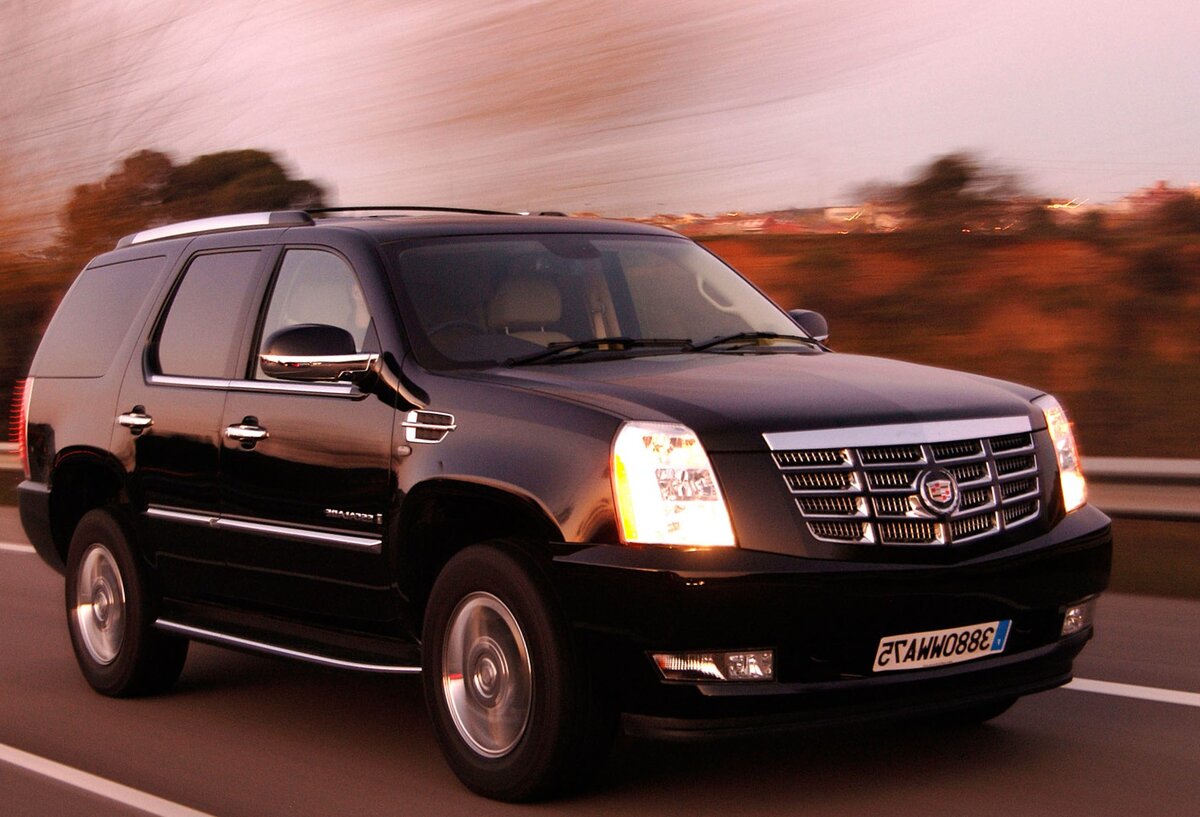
[259,323,377,382]
[787,309,829,343]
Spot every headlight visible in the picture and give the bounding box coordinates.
[1034,395,1087,513]
[611,421,736,547]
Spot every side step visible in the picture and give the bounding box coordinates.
[154,614,420,671]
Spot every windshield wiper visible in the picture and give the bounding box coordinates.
[505,337,691,366]
[689,331,823,352]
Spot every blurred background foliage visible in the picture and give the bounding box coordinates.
[699,154,1199,458]
[2,150,1198,460]
[58,149,325,270]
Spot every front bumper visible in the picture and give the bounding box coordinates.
[550,505,1111,729]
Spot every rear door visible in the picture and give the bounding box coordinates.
[114,246,266,601]
[217,244,400,631]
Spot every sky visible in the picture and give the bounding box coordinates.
[5,0,1200,224]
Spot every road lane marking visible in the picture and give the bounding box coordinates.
[1068,678,1200,708]
[0,542,35,554]
[0,743,218,817]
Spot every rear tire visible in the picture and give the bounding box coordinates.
[422,542,614,801]
[65,508,188,697]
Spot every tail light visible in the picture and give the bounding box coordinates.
[11,377,33,479]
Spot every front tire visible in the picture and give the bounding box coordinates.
[65,508,188,697]
[422,542,613,801]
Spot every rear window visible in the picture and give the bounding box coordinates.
[31,256,167,378]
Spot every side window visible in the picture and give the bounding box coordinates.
[155,251,262,378]
[255,249,375,380]
[32,256,167,378]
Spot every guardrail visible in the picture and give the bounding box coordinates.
[1084,457,1200,522]
[2,441,1197,521]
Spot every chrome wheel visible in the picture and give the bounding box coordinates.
[442,591,532,758]
[73,543,126,665]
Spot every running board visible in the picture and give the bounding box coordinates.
[155,619,422,675]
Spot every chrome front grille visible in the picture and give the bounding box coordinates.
[866,470,919,490]
[772,426,1042,547]
[930,439,983,460]
[785,471,859,492]
[798,495,864,516]
[809,520,872,542]
[858,444,923,465]
[774,449,848,467]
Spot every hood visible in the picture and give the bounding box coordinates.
[466,351,1045,452]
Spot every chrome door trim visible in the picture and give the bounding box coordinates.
[147,374,230,390]
[763,416,1033,451]
[145,507,382,552]
[147,373,357,398]
[154,620,420,674]
[218,517,382,553]
[146,506,218,527]
[227,379,356,397]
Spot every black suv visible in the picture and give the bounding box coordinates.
[17,208,1111,800]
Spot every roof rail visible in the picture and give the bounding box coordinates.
[115,210,314,248]
[307,206,519,217]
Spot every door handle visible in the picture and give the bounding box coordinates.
[225,420,269,448]
[117,408,153,435]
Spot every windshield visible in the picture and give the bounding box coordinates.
[388,233,805,369]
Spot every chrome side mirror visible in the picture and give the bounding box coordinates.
[259,324,377,383]
[787,309,829,343]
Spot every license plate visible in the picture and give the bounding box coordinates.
[873,620,1010,672]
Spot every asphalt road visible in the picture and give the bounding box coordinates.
[1,507,1197,817]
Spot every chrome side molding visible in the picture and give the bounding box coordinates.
[145,506,382,552]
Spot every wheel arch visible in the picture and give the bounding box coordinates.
[47,447,131,567]
[394,477,563,624]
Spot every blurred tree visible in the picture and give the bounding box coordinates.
[899,153,1021,233]
[165,150,324,220]
[60,150,175,265]
[1130,244,1193,297]
[1021,201,1058,237]
[0,148,325,412]
[1155,195,1200,234]
[58,149,325,269]
[1073,209,1108,243]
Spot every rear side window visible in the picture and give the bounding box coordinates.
[155,251,262,378]
[32,256,167,378]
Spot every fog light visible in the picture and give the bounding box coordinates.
[1061,599,1097,637]
[652,650,774,682]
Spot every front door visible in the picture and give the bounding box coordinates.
[217,247,399,631]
